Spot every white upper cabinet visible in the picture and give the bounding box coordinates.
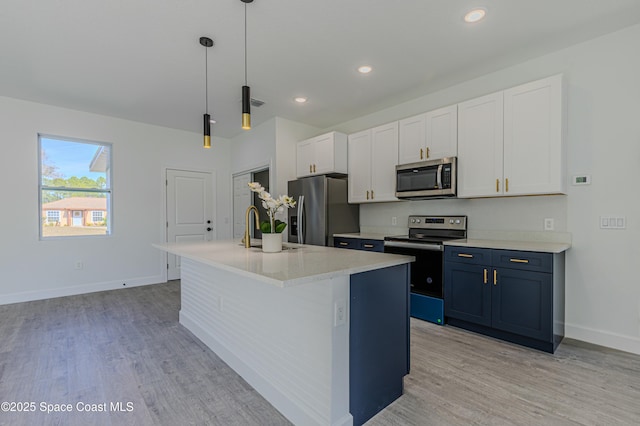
[296,131,348,178]
[503,74,565,196]
[457,92,504,198]
[398,105,457,164]
[458,74,565,198]
[348,122,399,203]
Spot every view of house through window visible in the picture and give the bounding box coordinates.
[39,135,112,238]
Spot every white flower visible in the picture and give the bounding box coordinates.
[247,182,297,233]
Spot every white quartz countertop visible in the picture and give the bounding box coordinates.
[444,238,571,253]
[153,239,414,288]
[333,232,388,241]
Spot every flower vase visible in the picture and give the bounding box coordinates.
[262,233,283,253]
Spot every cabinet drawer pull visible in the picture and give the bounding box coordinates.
[493,270,497,285]
[510,258,529,264]
[339,242,349,246]
[483,268,488,284]
[496,178,500,193]
[457,253,473,258]
[363,244,374,248]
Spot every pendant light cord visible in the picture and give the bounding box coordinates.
[205,46,209,114]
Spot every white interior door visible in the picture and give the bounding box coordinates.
[233,173,252,239]
[166,169,214,280]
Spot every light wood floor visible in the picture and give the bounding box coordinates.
[1,281,639,426]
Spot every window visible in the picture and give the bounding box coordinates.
[92,210,104,224]
[46,210,60,224]
[39,135,112,238]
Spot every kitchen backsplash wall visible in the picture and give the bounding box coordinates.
[359,195,570,243]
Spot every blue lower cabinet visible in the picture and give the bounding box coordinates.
[444,246,564,353]
[334,237,384,252]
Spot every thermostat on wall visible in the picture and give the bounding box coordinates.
[572,175,591,185]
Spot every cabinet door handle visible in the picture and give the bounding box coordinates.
[309,164,313,173]
[457,253,473,258]
[313,164,316,173]
[371,190,374,199]
[510,258,529,264]
[483,268,488,284]
[506,178,509,192]
[496,179,500,193]
[339,242,349,246]
[366,190,370,200]
[493,270,497,285]
[363,244,374,248]
[420,148,424,160]
[426,147,430,159]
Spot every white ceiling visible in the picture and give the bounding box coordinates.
[2,0,640,139]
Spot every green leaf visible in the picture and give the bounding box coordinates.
[274,220,287,233]
[260,221,271,233]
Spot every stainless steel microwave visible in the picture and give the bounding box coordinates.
[395,157,457,199]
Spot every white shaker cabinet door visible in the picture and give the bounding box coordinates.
[370,122,399,202]
[503,74,565,195]
[398,113,426,165]
[348,130,372,203]
[426,104,458,160]
[457,92,504,198]
[296,138,315,177]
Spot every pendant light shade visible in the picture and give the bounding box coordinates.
[242,85,251,129]
[200,36,214,148]
[241,0,253,130]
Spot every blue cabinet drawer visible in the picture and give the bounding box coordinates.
[334,237,358,249]
[444,246,491,265]
[358,239,384,252]
[491,249,552,273]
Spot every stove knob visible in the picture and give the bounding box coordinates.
[411,218,416,223]
[455,219,461,224]
[415,219,421,223]
[449,219,454,224]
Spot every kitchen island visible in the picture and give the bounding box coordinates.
[153,240,414,426]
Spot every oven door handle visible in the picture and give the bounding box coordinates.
[384,240,444,252]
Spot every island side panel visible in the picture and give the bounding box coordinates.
[349,264,410,426]
[179,258,352,426]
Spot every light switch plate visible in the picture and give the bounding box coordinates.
[572,175,591,185]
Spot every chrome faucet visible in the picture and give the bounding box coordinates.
[244,205,260,248]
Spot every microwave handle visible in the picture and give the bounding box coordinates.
[436,164,443,189]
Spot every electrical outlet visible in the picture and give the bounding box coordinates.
[74,261,83,270]
[391,216,397,226]
[544,218,554,231]
[334,299,346,327]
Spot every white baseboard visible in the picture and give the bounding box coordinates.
[565,322,640,355]
[0,274,165,305]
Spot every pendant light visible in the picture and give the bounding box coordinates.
[241,0,253,130]
[200,36,214,148]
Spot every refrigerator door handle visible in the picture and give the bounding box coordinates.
[298,195,304,244]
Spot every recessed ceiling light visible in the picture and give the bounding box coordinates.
[357,65,372,74]
[464,8,486,23]
[294,97,308,103]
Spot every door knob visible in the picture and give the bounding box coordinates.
[207,227,213,232]
[207,220,211,224]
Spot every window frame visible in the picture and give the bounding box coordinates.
[38,134,113,239]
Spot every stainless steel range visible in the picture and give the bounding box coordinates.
[384,215,467,325]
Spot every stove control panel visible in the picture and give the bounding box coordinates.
[408,215,467,230]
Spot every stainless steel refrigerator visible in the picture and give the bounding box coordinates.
[287,175,359,246]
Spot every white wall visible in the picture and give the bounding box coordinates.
[329,24,640,354]
[0,96,232,304]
